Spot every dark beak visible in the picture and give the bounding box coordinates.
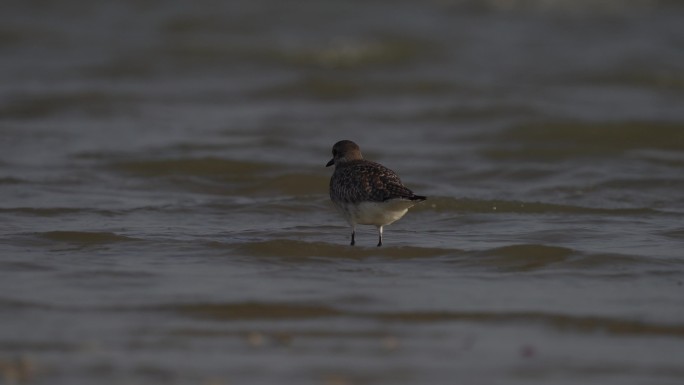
[326,158,334,167]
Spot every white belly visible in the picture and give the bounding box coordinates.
[338,199,416,227]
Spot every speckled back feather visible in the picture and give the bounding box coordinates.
[330,160,424,203]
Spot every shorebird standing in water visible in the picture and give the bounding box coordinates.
[326,140,426,247]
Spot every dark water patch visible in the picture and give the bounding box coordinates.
[594,178,684,190]
[61,272,158,290]
[0,205,209,218]
[38,231,140,245]
[638,151,684,168]
[373,311,684,337]
[159,41,249,69]
[662,228,684,240]
[130,170,327,197]
[0,177,25,184]
[169,328,393,340]
[84,56,160,79]
[209,198,330,219]
[0,297,53,311]
[0,26,26,47]
[237,173,329,196]
[158,35,431,71]
[537,177,684,200]
[446,245,675,273]
[0,92,138,119]
[0,207,115,217]
[0,261,55,272]
[254,76,455,100]
[513,363,684,381]
[260,37,431,70]
[169,302,343,321]
[408,104,539,122]
[161,14,257,35]
[473,244,575,271]
[235,239,452,260]
[164,141,238,153]
[558,253,684,276]
[484,121,684,161]
[455,167,556,183]
[60,269,157,280]
[164,301,684,337]
[110,157,272,179]
[562,252,658,270]
[72,150,136,161]
[424,197,659,215]
[445,0,684,13]
[167,328,401,351]
[0,340,82,353]
[581,68,684,90]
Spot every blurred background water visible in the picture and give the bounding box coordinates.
[1,0,684,384]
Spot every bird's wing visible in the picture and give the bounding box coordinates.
[334,161,416,203]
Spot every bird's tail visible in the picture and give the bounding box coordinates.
[410,195,427,202]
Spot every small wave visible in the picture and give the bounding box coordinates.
[232,239,672,272]
[161,300,684,337]
[109,156,330,197]
[110,157,272,178]
[372,310,684,337]
[662,229,684,240]
[253,76,454,101]
[451,0,677,14]
[166,302,342,320]
[168,328,393,340]
[0,177,24,184]
[0,297,54,311]
[237,173,329,196]
[0,261,55,272]
[60,269,157,279]
[0,91,136,119]
[265,37,427,70]
[0,207,109,217]
[421,197,658,215]
[484,121,684,161]
[451,244,670,272]
[405,104,538,123]
[38,231,140,245]
[562,252,660,269]
[473,244,575,271]
[580,67,684,90]
[595,178,684,190]
[0,340,81,353]
[234,239,453,260]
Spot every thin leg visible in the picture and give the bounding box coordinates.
[377,226,383,247]
[350,227,356,246]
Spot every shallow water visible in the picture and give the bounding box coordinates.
[2,1,684,384]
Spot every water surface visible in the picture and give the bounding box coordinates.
[1,1,684,384]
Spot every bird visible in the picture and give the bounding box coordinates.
[326,140,426,247]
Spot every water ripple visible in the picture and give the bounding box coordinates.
[422,197,661,215]
[37,231,141,245]
[160,301,684,337]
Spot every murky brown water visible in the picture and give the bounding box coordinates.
[2,1,684,384]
